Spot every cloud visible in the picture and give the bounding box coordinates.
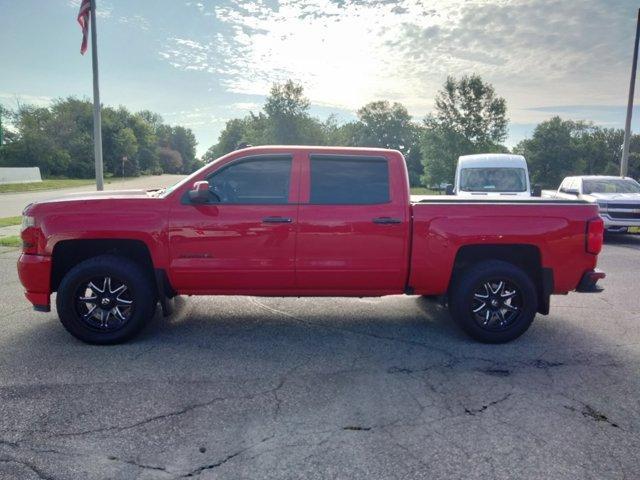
[161,107,227,128]
[118,15,151,31]
[0,93,53,108]
[158,0,638,127]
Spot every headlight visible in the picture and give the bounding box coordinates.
[21,215,35,231]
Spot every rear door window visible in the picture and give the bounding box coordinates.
[309,156,390,204]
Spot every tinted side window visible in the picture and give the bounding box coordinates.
[206,157,291,204]
[310,156,390,204]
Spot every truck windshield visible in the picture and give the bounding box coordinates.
[583,178,640,194]
[460,168,527,192]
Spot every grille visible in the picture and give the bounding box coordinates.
[608,211,640,220]
[605,203,640,209]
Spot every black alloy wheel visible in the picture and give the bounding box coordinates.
[57,255,155,344]
[74,275,134,332]
[448,260,538,343]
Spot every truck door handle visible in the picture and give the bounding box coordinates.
[372,217,402,224]
[262,216,293,224]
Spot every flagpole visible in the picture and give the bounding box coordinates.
[621,8,640,178]
[90,0,104,190]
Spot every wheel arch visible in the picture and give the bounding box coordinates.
[450,244,552,315]
[51,239,156,293]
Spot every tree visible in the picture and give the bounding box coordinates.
[0,97,198,178]
[264,80,325,145]
[351,101,424,186]
[207,81,328,160]
[128,113,160,174]
[433,75,507,144]
[421,75,509,186]
[264,80,310,119]
[515,117,639,187]
[159,147,183,173]
[157,124,200,173]
[0,105,7,146]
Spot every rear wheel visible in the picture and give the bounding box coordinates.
[448,260,537,343]
[56,255,155,344]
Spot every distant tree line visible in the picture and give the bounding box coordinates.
[206,77,640,188]
[0,98,200,178]
[515,118,640,187]
[2,78,639,187]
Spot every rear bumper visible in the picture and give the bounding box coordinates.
[576,269,606,293]
[17,254,52,311]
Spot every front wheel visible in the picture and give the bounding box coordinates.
[448,260,538,343]
[56,255,156,344]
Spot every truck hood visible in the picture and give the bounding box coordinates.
[456,191,531,198]
[586,192,640,202]
[24,189,154,215]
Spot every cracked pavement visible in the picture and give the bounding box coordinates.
[0,235,639,479]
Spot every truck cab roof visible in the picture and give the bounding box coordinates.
[457,154,527,169]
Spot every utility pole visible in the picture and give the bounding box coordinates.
[621,8,640,178]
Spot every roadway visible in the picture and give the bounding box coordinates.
[0,235,638,479]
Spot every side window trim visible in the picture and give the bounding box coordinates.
[308,154,391,205]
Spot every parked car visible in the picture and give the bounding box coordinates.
[544,175,640,234]
[446,154,539,197]
[18,146,604,345]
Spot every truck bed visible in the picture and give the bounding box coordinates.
[410,194,588,205]
[408,196,600,296]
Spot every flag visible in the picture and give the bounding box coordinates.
[77,0,91,55]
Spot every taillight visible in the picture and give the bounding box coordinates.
[586,217,604,255]
[20,216,42,254]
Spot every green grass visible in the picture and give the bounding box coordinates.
[0,216,22,227]
[410,187,442,195]
[0,179,96,193]
[0,235,21,247]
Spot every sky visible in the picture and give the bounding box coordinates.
[1,0,639,156]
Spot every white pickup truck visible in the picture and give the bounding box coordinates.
[447,154,536,197]
[544,175,640,234]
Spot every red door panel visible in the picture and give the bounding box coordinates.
[168,204,298,293]
[295,153,410,294]
[296,204,409,293]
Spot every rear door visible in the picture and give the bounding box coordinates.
[295,153,410,294]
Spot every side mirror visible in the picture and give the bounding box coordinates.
[188,181,211,203]
[445,184,455,195]
[532,185,542,197]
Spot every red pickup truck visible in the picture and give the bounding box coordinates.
[18,146,605,345]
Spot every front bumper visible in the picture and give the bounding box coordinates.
[600,213,640,233]
[17,254,52,311]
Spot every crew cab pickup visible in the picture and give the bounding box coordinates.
[543,175,640,234]
[18,146,605,345]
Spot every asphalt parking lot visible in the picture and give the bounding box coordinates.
[0,236,639,480]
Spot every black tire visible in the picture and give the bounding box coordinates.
[448,260,538,343]
[56,255,156,344]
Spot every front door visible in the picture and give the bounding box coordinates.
[167,154,299,294]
